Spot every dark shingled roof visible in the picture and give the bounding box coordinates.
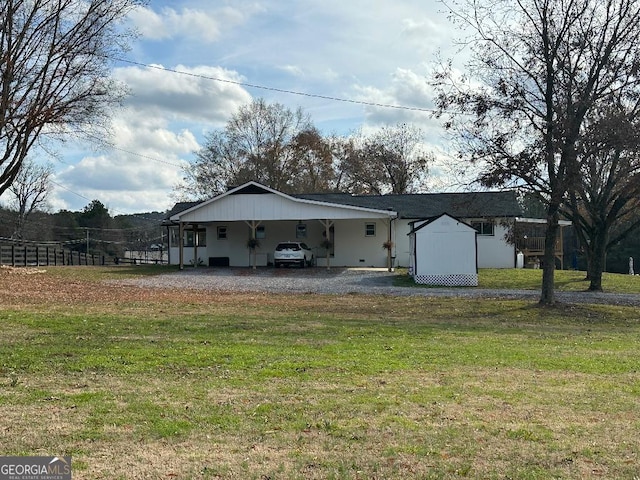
[163,201,200,223]
[293,190,522,219]
[164,190,522,223]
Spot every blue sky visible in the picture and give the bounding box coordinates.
[13,1,461,214]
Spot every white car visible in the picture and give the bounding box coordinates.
[274,242,314,268]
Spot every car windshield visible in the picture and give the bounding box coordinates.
[276,243,301,251]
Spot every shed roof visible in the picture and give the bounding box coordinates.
[408,212,476,235]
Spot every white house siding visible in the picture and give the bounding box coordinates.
[416,231,477,274]
[330,219,391,267]
[393,219,413,267]
[474,222,515,268]
[170,218,516,268]
[205,222,252,266]
[167,183,522,269]
[168,222,249,267]
[178,192,390,223]
[169,219,392,268]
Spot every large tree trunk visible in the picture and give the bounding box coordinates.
[586,230,608,291]
[539,207,560,305]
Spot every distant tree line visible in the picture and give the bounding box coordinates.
[0,199,167,259]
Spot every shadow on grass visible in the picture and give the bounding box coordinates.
[553,273,589,290]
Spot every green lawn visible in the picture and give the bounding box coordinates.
[392,267,640,293]
[0,267,639,479]
[478,268,640,292]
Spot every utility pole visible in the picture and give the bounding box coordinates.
[86,228,89,254]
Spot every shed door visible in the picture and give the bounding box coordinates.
[418,232,476,275]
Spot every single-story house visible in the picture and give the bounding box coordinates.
[163,181,564,269]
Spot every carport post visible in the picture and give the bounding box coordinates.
[193,223,198,268]
[319,219,334,270]
[386,217,395,272]
[245,220,261,270]
[178,222,184,270]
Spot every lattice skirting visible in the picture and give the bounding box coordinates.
[414,273,478,287]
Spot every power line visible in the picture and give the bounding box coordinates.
[50,180,93,203]
[106,145,184,168]
[39,56,436,221]
[111,57,437,113]
[74,129,186,169]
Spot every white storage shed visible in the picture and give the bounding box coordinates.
[409,213,478,287]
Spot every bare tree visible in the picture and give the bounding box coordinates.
[175,130,236,200]
[434,0,640,304]
[337,123,431,195]
[0,0,143,196]
[176,99,317,198]
[7,159,52,239]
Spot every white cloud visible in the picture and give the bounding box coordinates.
[113,64,252,125]
[49,59,254,213]
[127,6,167,40]
[46,0,467,214]
[350,68,440,135]
[51,101,204,213]
[54,149,185,214]
[279,65,305,77]
[129,5,255,43]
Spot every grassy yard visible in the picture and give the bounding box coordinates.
[0,266,639,479]
[394,267,640,293]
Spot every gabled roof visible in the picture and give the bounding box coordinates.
[166,181,398,223]
[408,212,476,235]
[164,201,199,220]
[169,182,285,220]
[164,183,522,224]
[294,190,522,219]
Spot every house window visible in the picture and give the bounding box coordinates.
[197,230,206,246]
[184,231,194,247]
[184,230,207,247]
[472,221,494,236]
[217,226,227,240]
[256,225,266,239]
[169,227,179,246]
[296,223,307,238]
[365,223,376,237]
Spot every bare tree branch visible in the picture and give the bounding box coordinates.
[6,158,52,239]
[434,0,640,304]
[0,0,143,195]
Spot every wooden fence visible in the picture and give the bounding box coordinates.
[0,244,170,267]
[0,244,107,267]
[114,256,166,266]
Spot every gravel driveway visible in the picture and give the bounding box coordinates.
[115,267,640,306]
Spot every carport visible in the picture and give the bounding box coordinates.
[167,182,398,270]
